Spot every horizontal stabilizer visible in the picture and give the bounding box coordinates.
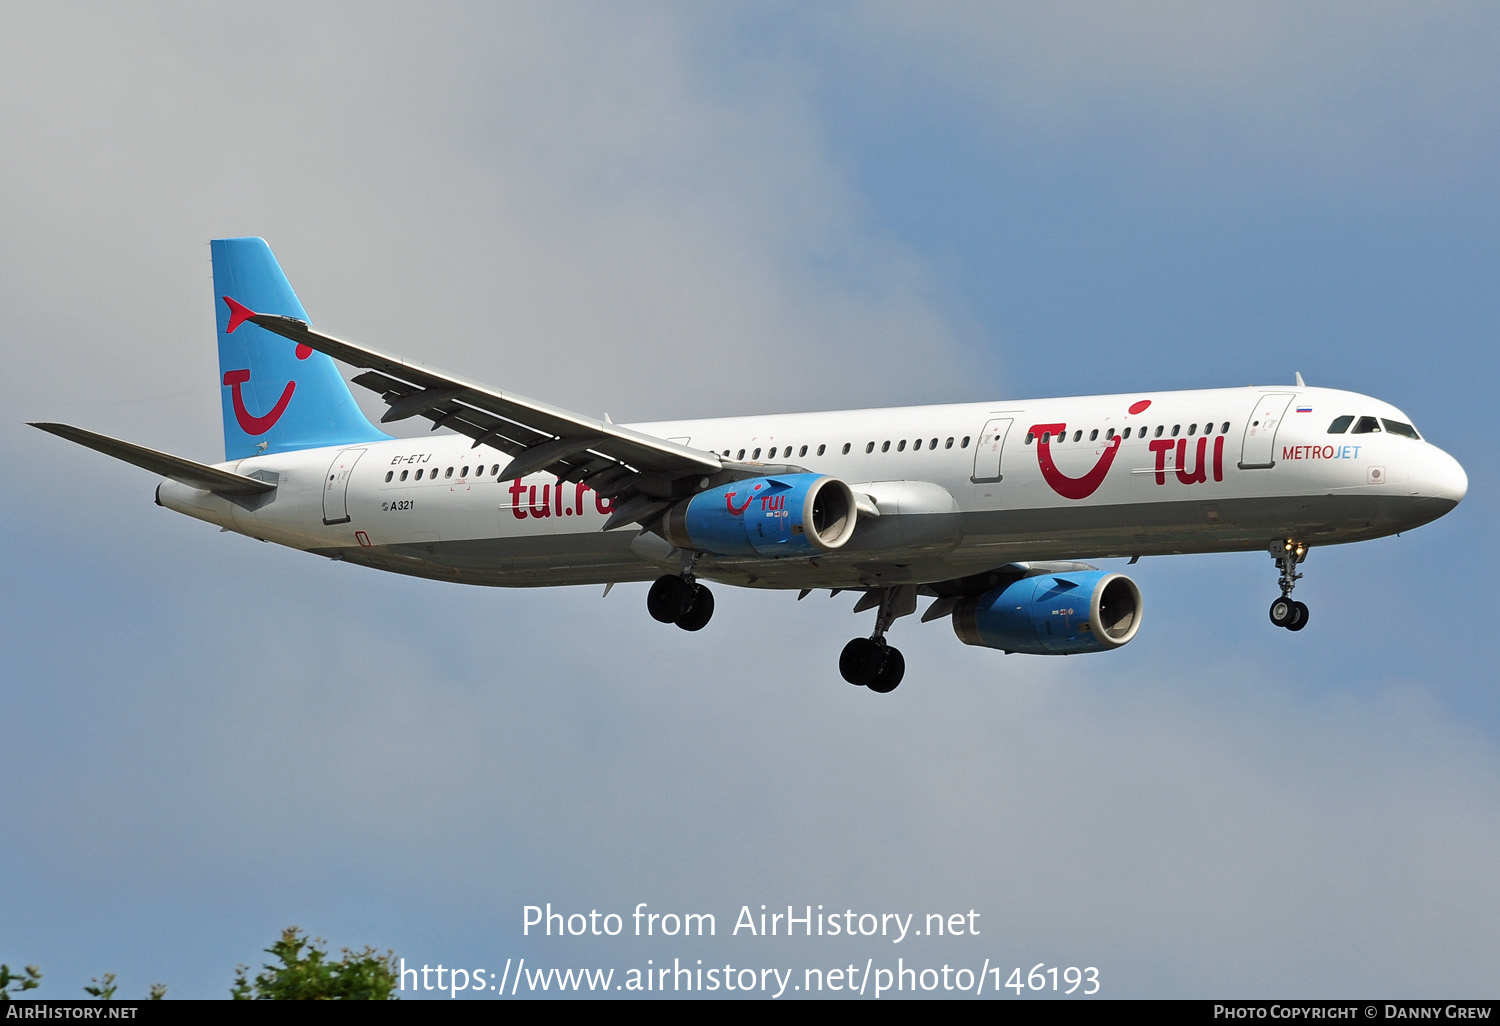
[28,423,276,496]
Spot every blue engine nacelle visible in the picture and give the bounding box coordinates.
[661,473,858,558]
[952,571,1143,655]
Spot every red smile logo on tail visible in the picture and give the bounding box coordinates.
[221,296,312,436]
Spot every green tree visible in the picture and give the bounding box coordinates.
[230,928,398,1000]
[82,974,116,999]
[0,963,42,999]
[81,974,164,1000]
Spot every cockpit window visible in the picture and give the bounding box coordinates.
[1382,419,1420,439]
[1327,415,1354,434]
[1351,416,1382,434]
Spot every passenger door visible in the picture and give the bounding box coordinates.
[970,417,1014,483]
[1238,394,1295,470]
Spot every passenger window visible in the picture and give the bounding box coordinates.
[752,448,761,459]
[737,449,745,460]
[400,470,409,481]
[1352,417,1381,434]
[930,438,938,449]
[461,466,470,477]
[1187,424,1196,435]
[1123,427,1132,439]
[801,445,810,457]
[945,437,954,449]
[897,440,907,452]
[881,441,891,452]
[1171,425,1180,437]
[445,467,453,479]
[491,465,500,476]
[1106,429,1115,440]
[1327,416,1353,434]
[1072,430,1081,442]
[1026,432,1035,444]
[912,439,922,451]
[1154,426,1164,438]
[865,442,874,454]
[1382,419,1420,439]
[384,471,393,482]
[416,469,424,480]
[961,436,970,448]
[1089,429,1098,441]
[1220,422,1230,434]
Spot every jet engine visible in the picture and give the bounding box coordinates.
[952,570,1143,655]
[662,473,857,558]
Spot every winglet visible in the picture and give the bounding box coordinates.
[222,296,257,334]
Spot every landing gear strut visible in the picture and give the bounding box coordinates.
[648,573,715,632]
[839,587,910,693]
[1267,539,1310,632]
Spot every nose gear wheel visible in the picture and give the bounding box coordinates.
[1267,540,1310,632]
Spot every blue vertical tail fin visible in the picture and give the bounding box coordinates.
[212,238,388,461]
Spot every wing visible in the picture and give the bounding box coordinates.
[222,297,726,528]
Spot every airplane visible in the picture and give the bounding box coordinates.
[31,238,1467,693]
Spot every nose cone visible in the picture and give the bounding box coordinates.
[1416,446,1468,511]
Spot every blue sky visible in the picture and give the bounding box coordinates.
[3,2,1497,999]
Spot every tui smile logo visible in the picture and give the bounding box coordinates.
[723,482,762,515]
[1030,399,1151,500]
[221,296,312,435]
[1030,422,1121,499]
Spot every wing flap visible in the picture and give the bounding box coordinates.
[29,423,276,496]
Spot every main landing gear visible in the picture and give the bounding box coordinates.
[1267,539,1310,632]
[839,587,913,694]
[648,573,715,632]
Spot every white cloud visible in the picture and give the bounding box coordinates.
[1,1,972,469]
[844,2,1500,198]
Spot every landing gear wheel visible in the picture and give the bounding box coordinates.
[647,575,692,623]
[675,585,714,632]
[1267,540,1310,632]
[866,647,905,694]
[1287,600,1309,632]
[840,638,884,686]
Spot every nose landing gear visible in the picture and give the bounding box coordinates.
[1267,540,1310,632]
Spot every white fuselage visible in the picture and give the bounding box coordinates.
[157,385,1466,590]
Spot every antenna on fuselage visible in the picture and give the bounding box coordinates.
[1295,372,1306,387]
